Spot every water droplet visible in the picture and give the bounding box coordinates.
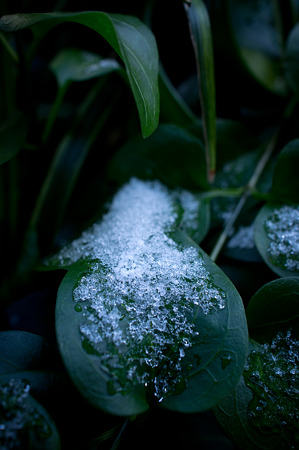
[74,304,82,312]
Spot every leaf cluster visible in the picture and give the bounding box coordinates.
[0,0,298,449]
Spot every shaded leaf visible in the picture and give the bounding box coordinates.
[227,0,287,95]
[184,0,217,181]
[108,123,208,190]
[0,11,159,137]
[50,48,121,88]
[254,203,299,277]
[159,64,197,127]
[271,139,299,203]
[284,22,299,94]
[214,331,299,450]
[177,193,210,244]
[0,377,61,449]
[0,331,63,400]
[246,277,299,342]
[0,111,27,165]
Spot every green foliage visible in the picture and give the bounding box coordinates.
[0,112,27,165]
[0,11,160,138]
[0,1,299,448]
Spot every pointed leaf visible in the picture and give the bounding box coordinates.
[184,0,216,181]
[0,12,159,137]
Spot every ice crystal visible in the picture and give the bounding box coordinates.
[244,330,299,448]
[264,205,299,272]
[58,179,226,399]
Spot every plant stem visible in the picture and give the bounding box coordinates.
[209,94,298,262]
[209,130,278,262]
[110,419,129,450]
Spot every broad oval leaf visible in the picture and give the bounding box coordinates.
[0,111,27,165]
[0,11,159,137]
[254,203,299,277]
[0,377,61,449]
[50,48,121,88]
[246,277,299,341]
[55,178,248,416]
[214,332,299,450]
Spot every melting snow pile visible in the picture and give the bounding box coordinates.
[56,178,226,398]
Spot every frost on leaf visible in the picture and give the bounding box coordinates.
[55,179,226,401]
[244,331,299,449]
[264,205,299,272]
[0,379,51,449]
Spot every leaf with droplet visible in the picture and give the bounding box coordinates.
[254,202,299,277]
[214,332,299,450]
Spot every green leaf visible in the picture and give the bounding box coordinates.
[271,139,299,203]
[214,332,299,450]
[50,48,121,88]
[227,0,287,96]
[0,11,159,137]
[108,123,208,190]
[0,378,61,449]
[246,277,299,342]
[184,0,217,181]
[0,331,63,400]
[55,178,247,416]
[254,203,299,277]
[159,64,197,127]
[284,22,299,94]
[161,230,248,413]
[0,111,27,165]
[177,193,210,244]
